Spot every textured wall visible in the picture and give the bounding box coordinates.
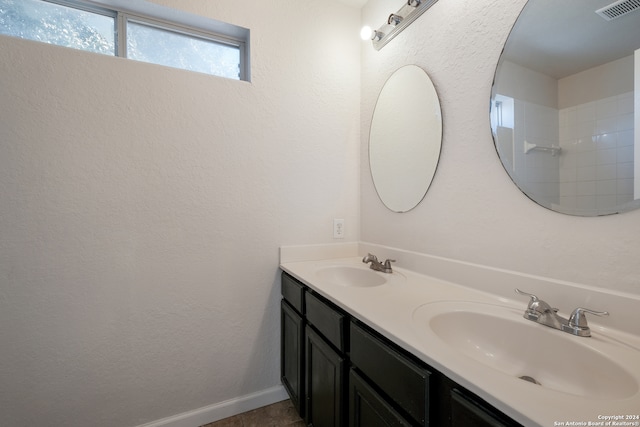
[0,1,360,425]
[360,0,640,294]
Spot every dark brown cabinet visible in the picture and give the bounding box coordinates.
[349,368,412,427]
[281,272,306,416]
[280,272,522,427]
[281,300,305,417]
[449,388,521,427]
[350,322,431,426]
[350,321,430,426]
[305,326,346,427]
[304,288,348,426]
[281,272,348,426]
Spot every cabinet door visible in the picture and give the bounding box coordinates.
[305,326,345,427]
[281,300,305,417]
[349,369,412,427]
[450,389,521,427]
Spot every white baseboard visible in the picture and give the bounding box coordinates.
[136,385,290,427]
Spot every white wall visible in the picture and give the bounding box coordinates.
[360,0,640,295]
[0,1,361,425]
[495,60,558,109]
[559,55,634,109]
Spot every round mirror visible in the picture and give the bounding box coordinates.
[491,0,640,216]
[370,65,442,212]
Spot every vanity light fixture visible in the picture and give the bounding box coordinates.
[362,0,439,50]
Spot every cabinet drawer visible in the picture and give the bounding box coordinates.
[281,272,305,314]
[305,291,346,352]
[350,322,430,426]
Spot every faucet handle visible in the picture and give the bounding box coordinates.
[568,307,609,328]
[515,288,538,301]
[514,289,556,317]
[382,259,396,272]
[514,288,540,309]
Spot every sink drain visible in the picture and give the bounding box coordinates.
[518,375,541,386]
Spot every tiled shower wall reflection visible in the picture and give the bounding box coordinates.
[515,100,560,205]
[558,92,634,214]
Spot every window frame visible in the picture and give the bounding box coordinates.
[33,0,250,81]
[118,13,248,81]
[42,0,116,21]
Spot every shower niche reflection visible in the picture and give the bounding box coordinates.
[491,0,640,216]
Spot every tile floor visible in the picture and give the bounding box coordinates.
[200,399,305,427]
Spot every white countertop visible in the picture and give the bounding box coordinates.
[280,255,640,427]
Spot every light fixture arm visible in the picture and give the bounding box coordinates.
[388,13,403,26]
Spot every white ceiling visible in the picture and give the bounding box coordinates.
[503,0,640,79]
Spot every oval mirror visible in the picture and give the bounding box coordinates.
[491,0,640,216]
[370,65,442,212]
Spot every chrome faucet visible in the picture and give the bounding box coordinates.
[515,289,609,337]
[362,253,395,273]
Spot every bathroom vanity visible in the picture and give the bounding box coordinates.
[281,272,522,426]
[280,244,640,427]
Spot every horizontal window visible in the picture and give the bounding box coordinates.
[0,0,249,80]
[126,19,241,80]
[0,0,115,55]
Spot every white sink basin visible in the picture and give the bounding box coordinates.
[315,265,388,288]
[413,301,638,400]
